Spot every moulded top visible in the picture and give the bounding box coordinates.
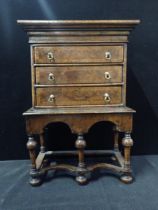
[17,19,140,31]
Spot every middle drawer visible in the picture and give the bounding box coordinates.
[35,66,123,85]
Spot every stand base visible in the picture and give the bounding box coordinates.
[24,106,135,186]
[28,150,134,186]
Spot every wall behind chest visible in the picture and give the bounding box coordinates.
[0,0,158,160]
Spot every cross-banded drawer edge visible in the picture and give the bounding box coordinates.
[33,45,124,64]
[35,65,124,85]
[35,86,123,107]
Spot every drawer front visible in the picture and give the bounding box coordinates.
[35,86,122,107]
[34,45,124,64]
[36,66,123,85]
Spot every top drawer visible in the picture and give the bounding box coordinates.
[34,45,124,64]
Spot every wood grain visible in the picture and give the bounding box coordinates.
[18,19,140,185]
[35,65,123,85]
[35,86,122,107]
[34,45,124,64]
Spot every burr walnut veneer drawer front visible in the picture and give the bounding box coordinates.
[35,66,123,85]
[34,45,124,64]
[35,86,122,107]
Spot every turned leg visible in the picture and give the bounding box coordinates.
[120,132,134,183]
[39,133,45,153]
[37,130,55,176]
[75,133,87,184]
[26,135,41,186]
[39,132,50,169]
[113,126,119,151]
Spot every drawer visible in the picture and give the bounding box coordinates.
[34,45,124,64]
[35,86,122,107]
[36,66,123,85]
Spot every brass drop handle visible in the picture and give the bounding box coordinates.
[48,94,55,103]
[105,51,111,60]
[104,93,111,103]
[47,52,54,62]
[48,73,55,81]
[104,72,111,80]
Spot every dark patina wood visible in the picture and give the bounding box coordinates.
[17,20,140,186]
[34,45,124,64]
[35,65,123,85]
[35,86,122,107]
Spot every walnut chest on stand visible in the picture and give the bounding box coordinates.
[17,20,140,186]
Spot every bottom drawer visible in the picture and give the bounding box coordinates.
[35,86,122,107]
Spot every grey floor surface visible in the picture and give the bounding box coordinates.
[0,155,158,210]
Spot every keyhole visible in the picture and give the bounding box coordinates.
[105,52,111,59]
[47,52,54,62]
[107,74,110,79]
[104,72,111,80]
[48,73,55,81]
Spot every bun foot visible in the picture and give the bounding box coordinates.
[29,177,42,186]
[120,174,134,184]
[76,175,87,185]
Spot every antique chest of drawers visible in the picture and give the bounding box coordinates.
[18,20,140,186]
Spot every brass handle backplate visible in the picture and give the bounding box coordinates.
[48,94,55,103]
[48,73,55,81]
[105,51,111,60]
[104,72,111,80]
[104,93,111,103]
[47,52,54,62]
